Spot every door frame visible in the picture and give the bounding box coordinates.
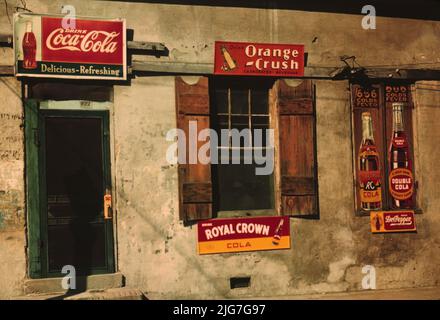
[25,99,115,278]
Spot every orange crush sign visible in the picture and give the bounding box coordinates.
[370,211,417,233]
[198,216,290,255]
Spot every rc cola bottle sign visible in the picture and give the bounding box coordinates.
[358,112,382,210]
[22,21,37,69]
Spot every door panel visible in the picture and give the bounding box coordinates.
[39,111,114,277]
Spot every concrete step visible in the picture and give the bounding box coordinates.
[23,272,124,295]
[65,288,146,300]
[14,287,146,300]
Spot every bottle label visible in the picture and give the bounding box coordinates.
[359,170,382,203]
[359,142,380,155]
[392,137,408,148]
[389,168,413,201]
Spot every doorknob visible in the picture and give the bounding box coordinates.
[104,192,113,219]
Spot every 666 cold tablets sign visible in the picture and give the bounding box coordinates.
[13,13,126,80]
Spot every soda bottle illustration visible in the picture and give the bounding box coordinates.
[220,46,237,71]
[272,219,284,245]
[375,214,382,231]
[22,21,37,69]
[358,112,382,210]
[388,103,413,208]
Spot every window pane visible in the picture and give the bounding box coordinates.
[252,116,269,147]
[217,115,229,130]
[231,88,249,114]
[252,115,269,128]
[216,163,273,211]
[231,115,249,130]
[215,88,228,113]
[251,89,269,114]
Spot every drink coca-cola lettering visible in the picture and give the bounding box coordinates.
[41,17,124,66]
[22,21,37,69]
[46,28,120,53]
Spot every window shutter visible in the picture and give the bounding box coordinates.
[272,79,318,217]
[175,76,213,222]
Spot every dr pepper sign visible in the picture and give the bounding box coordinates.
[214,41,304,77]
[198,216,290,255]
[14,13,126,80]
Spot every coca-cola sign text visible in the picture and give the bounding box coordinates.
[42,17,123,64]
[46,28,119,53]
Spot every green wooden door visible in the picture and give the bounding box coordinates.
[25,100,115,278]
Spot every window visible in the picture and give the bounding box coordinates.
[351,82,418,215]
[175,76,318,223]
[211,78,274,214]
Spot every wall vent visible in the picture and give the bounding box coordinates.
[230,277,251,289]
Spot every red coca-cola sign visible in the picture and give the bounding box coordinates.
[214,41,304,77]
[42,17,124,64]
[14,13,126,80]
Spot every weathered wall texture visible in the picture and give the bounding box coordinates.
[0,77,26,298]
[1,1,440,298]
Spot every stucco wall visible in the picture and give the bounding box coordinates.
[0,77,26,298]
[113,76,440,299]
[0,1,440,298]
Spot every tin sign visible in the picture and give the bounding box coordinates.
[198,216,290,255]
[370,211,416,233]
[214,41,304,77]
[13,13,126,80]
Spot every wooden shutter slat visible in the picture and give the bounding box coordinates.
[182,204,212,221]
[281,177,315,196]
[182,182,212,203]
[175,76,213,222]
[282,196,316,216]
[279,99,313,115]
[273,79,318,217]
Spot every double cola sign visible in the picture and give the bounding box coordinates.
[14,13,126,80]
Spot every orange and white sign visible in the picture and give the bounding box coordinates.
[370,211,416,233]
[214,41,304,77]
[198,216,290,255]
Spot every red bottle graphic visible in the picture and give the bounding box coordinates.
[272,219,284,245]
[22,21,37,69]
[388,103,414,208]
[375,214,382,231]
